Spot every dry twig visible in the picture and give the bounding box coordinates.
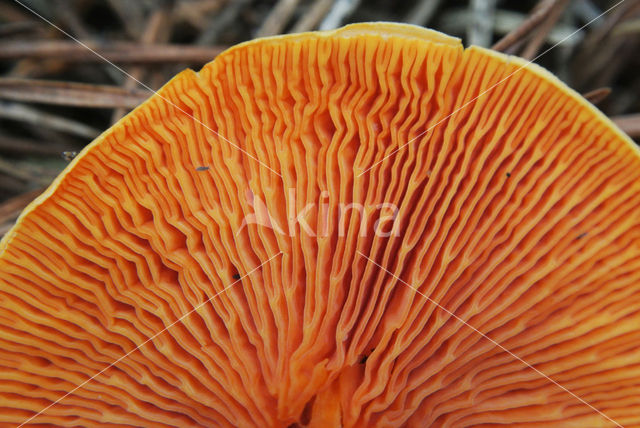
[0,41,225,63]
[319,0,361,30]
[0,78,148,108]
[0,21,41,37]
[257,0,301,37]
[582,87,611,105]
[613,114,640,138]
[521,0,571,59]
[291,0,335,32]
[493,0,557,52]
[111,2,173,122]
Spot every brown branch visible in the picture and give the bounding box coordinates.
[521,0,571,60]
[0,41,226,63]
[492,0,556,52]
[291,0,334,32]
[0,21,41,37]
[257,0,301,37]
[613,113,640,138]
[112,3,174,122]
[582,87,611,105]
[0,78,149,108]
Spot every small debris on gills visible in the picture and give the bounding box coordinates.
[360,348,375,364]
[62,151,77,161]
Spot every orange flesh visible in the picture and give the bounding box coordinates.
[1,23,640,427]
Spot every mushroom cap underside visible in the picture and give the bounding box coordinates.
[1,22,640,427]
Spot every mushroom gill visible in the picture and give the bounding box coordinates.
[1,22,640,427]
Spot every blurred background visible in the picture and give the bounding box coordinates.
[0,0,639,236]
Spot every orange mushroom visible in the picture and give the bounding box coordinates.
[2,22,640,427]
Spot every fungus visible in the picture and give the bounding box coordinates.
[2,22,640,427]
